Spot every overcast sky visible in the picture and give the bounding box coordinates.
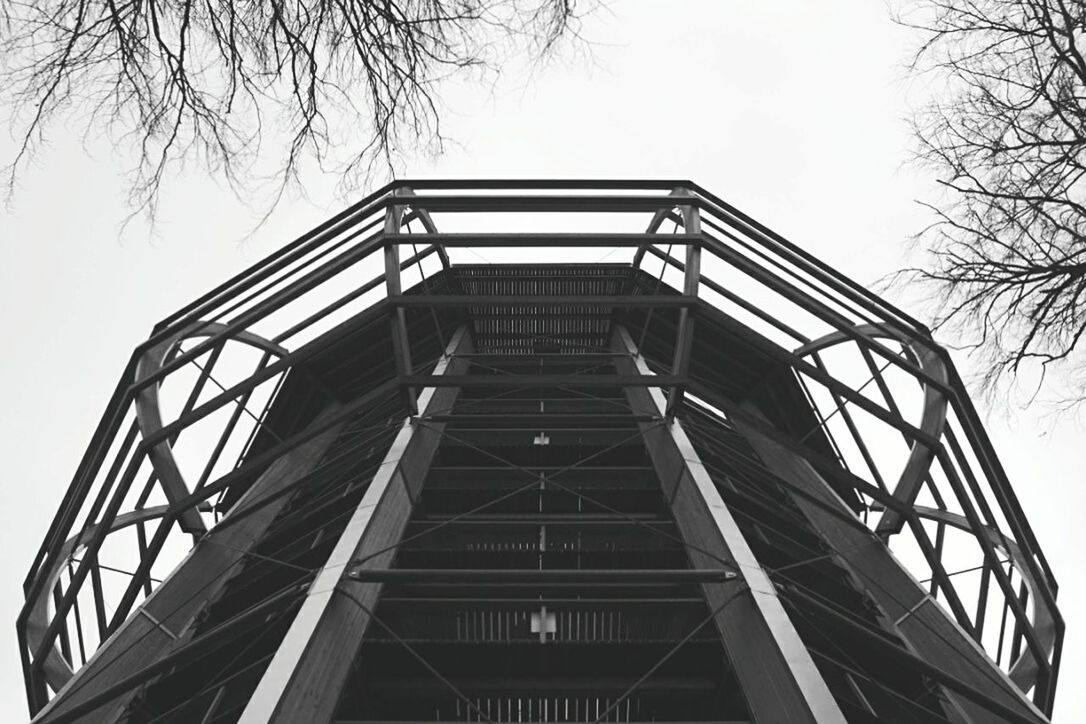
[1,1,1082,720]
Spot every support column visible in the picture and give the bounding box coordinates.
[33,408,350,724]
[238,325,472,724]
[732,403,1050,724]
[612,325,847,724]
[666,197,700,416]
[385,188,418,415]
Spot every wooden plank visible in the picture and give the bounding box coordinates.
[732,403,1050,724]
[399,374,682,388]
[346,569,736,584]
[385,196,418,416]
[389,294,697,307]
[383,232,701,247]
[239,327,472,724]
[384,194,703,213]
[613,326,846,724]
[667,201,702,415]
[32,409,349,724]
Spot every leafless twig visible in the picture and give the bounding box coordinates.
[895,0,1086,405]
[0,0,590,218]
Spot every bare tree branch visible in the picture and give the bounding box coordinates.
[0,0,591,217]
[895,0,1086,404]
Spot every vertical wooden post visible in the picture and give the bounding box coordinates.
[732,403,1050,724]
[385,188,418,416]
[238,326,473,724]
[666,192,700,416]
[613,325,847,724]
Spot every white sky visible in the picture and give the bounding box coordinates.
[1,0,1082,720]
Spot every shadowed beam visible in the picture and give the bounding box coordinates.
[613,324,848,724]
[237,326,472,724]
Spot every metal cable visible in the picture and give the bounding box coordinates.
[337,587,498,724]
[591,585,748,724]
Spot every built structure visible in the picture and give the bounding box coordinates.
[18,181,1063,723]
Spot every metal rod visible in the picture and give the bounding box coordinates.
[345,569,737,583]
[386,232,701,247]
[389,294,697,307]
[780,583,1042,724]
[398,374,682,388]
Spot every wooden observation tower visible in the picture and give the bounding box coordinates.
[18,181,1063,724]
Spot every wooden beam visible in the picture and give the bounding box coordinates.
[389,294,697,307]
[238,326,472,724]
[387,232,700,247]
[612,325,847,724]
[731,403,1050,724]
[32,410,348,724]
[381,193,705,214]
[398,374,682,389]
[345,569,736,584]
[384,193,417,416]
[667,198,702,416]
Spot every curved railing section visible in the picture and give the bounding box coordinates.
[18,181,1062,718]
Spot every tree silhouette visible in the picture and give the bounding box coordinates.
[899,0,1086,404]
[0,0,587,215]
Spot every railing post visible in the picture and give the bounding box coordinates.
[237,327,473,724]
[666,190,700,416]
[613,325,848,724]
[384,187,418,416]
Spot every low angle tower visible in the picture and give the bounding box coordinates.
[18,181,1063,723]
